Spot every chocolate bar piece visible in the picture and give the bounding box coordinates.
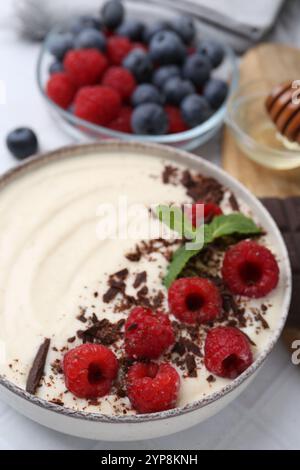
[261,198,300,346]
[26,338,50,395]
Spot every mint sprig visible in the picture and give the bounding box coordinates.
[156,205,196,239]
[155,206,262,288]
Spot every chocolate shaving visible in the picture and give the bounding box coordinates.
[152,290,164,309]
[181,170,224,204]
[50,398,64,406]
[207,374,216,383]
[137,285,148,298]
[182,338,202,357]
[172,339,186,356]
[50,359,63,375]
[112,268,129,280]
[133,271,147,289]
[78,318,125,346]
[125,245,141,262]
[186,354,197,377]
[103,286,119,303]
[162,165,178,184]
[26,338,50,395]
[256,312,270,330]
[229,193,240,211]
[77,307,87,323]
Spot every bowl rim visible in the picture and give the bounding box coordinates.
[36,25,239,144]
[226,78,300,159]
[0,140,292,424]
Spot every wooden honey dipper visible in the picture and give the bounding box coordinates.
[265,81,300,144]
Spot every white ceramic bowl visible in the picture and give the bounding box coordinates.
[0,142,291,441]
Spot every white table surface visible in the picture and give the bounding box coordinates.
[0,0,300,450]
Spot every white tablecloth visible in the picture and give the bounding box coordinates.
[0,0,300,450]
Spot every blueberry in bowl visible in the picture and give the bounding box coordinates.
[37,0,238,149]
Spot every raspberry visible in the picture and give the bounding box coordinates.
[204,326,253,379]
[64,49,108,87]
[188,201,223,227]
[63,343,118,398]
[46,72,77,109]
[222,240,279,298]
[165,106,188,133]
[107,36,132,65]
[126,362,180,413]
[102,66,136,100]
[108,106,133,133]
[125,307,175,359]
[168,277,222,324]
[74,85,121,125]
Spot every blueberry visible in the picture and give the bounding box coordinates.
[149,31,186,65]
[132,84,163,107]
[70,15,102,35]
[143,21,171,44]
[47,32,74,60]
[123,49,153,83]
[183,54,211,87]
[74,28,106,51]
[131,103,168,135]
[49,60,64,75]
[197,39,224,68]
[203,78,228,109]
[181,94,212,128]
[152,65,181,89]
[163,77,195,105]
[170,16,195,45]
[117,20,145,41]
[6,128,38,160]
[101,0,124,29]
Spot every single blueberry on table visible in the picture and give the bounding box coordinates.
[131,84,163,107]
[49,60,64,75]
[170,16,195,45]
[163,76,195,105]
[69,15,102,35]
[101,0,124,30]
[117,20,145,41]
[197,39,225,68]
[6,128,39,160]
[181,94,212,128]
[143,21,171,44]
[131,103,168,135]
[203,78,228,109]
[183,53,211,87]
[47,32,74,60]
[152,65,181,89]
[74,28,106,52]
[149,30,186,65]
[123,49,153,83]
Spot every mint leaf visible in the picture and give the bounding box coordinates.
[164,246,199,288]
[156,205,195,239]
[208,213,262,239]
[162,211,262,287]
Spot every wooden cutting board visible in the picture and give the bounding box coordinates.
[222,43,300,349]
[222,43,300,198]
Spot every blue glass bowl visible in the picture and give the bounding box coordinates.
[36,0,238,150]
